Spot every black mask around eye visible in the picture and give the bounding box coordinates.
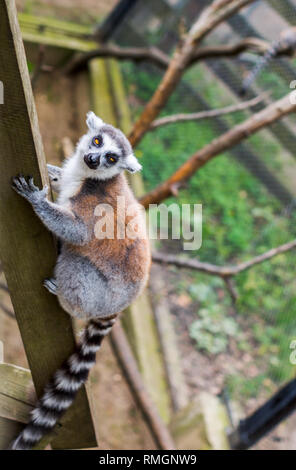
[92,136,103,148]
[105,153,118,165]
[84,153,101,169]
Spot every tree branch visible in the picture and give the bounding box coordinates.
[63,44,170,74]
[128,0,256,147]
[150,94,265,130]
[63,37,281,75]
[189,37,269,63]
[139,92,296,208]
[152,239,296,278]
[223,277,239,305]
[188,0,256,44]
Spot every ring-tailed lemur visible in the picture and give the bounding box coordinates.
[241,27,296,95]
[10,112,151,450]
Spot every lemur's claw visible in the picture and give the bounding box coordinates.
[12,175,28,194]
[28,176,39,192]
[12,175,47,200]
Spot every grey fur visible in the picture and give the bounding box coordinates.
[10,113,148,450]
[55,250,141,319]
[12,175,89,245]
[100,124,132,158]
[12,115,146,320]
[241,27,296,95]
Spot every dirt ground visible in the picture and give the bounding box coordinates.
[157,261,296,450]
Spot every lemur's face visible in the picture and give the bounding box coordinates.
[78,112,141,180]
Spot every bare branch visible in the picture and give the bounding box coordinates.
[63,45,170,74]
[63,38,279,75]
[223,277,238,305]
[150,94,265,130]
[152,239,296,278]
[188,0,256,43]
[110,321,175,450]
[190,37,268,63]
[63,35,295,82]
[128,0,257,147]
[139,92,296,208]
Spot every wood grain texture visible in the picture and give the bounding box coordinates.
[0,362,51,449]
[0,0,96,449]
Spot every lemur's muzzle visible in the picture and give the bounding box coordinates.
[84,153,101,169]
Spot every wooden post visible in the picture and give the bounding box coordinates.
[0,0,97,449]
[0,352,36,450]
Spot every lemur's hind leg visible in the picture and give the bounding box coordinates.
[44,278,58,295]
[47,164,62,193]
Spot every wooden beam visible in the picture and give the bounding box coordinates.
[107,59,175,422]
[18,13,93,37]
[0,0,96,449]
[19,13,97,51]
[0,360,54,449]
[89,58,171,422]
[171,393,230,450]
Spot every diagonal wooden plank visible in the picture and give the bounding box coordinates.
[0,0,96,449]
[105,59,173,422]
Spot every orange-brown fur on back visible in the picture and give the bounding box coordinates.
[68,173,150,285]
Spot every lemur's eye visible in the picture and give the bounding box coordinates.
[92,136,102,147]
[106,153,118,164]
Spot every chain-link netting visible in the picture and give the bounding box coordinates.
[103,0,296,444]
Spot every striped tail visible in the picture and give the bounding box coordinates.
[240,40,282,95]
[10,317,116,450]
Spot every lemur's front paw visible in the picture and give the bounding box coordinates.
[12,175,48,202]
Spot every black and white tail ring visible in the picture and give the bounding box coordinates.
[10,317,116,450]
[240,40,281,95]
[240,30,296,95]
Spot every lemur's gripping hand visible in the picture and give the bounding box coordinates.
[12,174,88,245]
[12,175,48,204]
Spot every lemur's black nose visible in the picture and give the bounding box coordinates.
[84,153,100,169]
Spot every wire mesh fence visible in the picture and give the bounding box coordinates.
[102,0,296,446]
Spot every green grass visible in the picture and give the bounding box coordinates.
[121,61,296,401]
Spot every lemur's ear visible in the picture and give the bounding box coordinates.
[86,111,104,130]
[125,154,142,174]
